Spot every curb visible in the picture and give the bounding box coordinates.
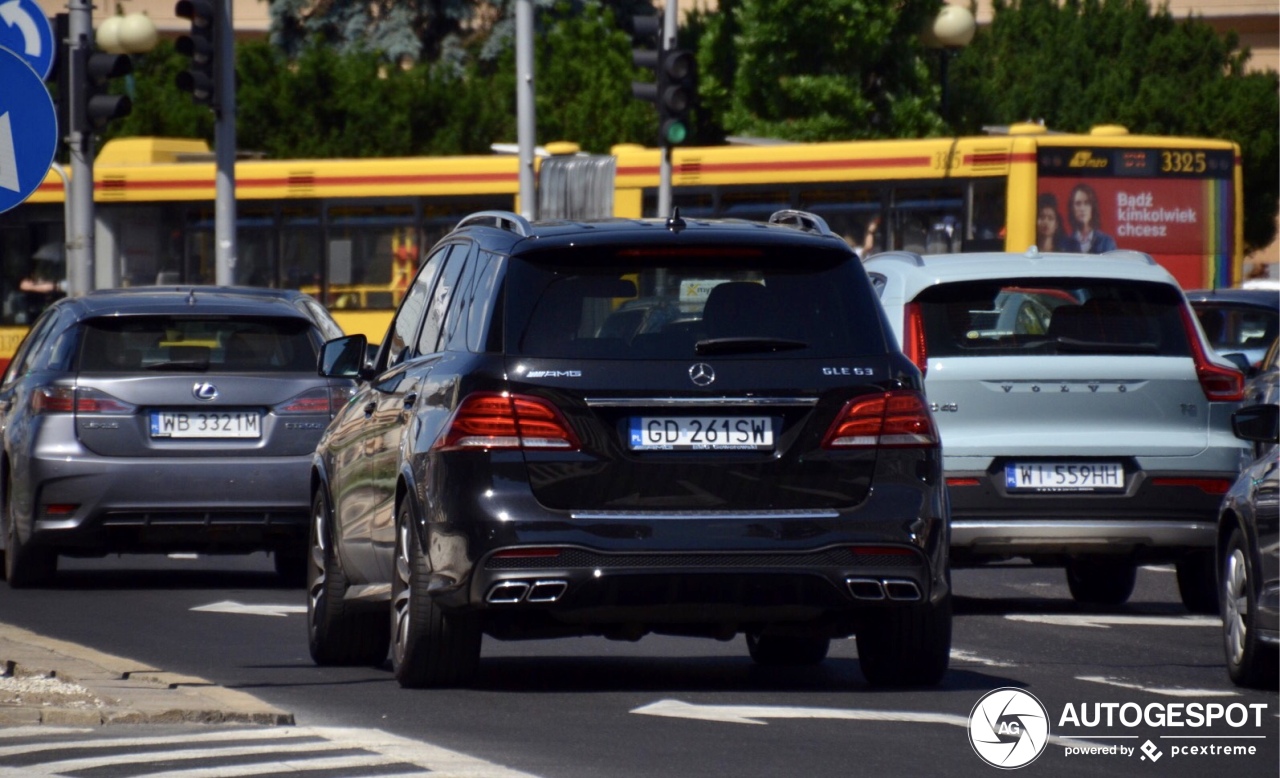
[0,623,293,726]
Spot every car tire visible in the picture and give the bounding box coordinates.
[1176,550,1220,615]
[274,544,308,588]
[391,498,482,689]
[1065,558,1135,605]
[856,594,951,687]
[746,633,830,666]
[3,478,56,588]
[307,489,389,666]
[1222,528,1279,689]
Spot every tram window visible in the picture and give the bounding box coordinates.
[890,186,965,254]
[799,187,883,256]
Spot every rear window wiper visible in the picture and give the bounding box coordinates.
[1054,338,1160,355]
[694,337,809,355]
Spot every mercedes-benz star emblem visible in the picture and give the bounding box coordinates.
[192,382,219,401]
[688,363,715,387]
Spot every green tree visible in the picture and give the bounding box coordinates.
[700,0,946,141]
[953,0,1279,254]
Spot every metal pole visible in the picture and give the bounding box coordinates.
[515,0,536,220]
[66,0,93,296]
[657,0,678,217]
[214,0,236,285]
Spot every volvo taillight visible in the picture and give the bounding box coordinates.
[1178,306,1244,402]
[435,392,581,451]
[903,302,927,376]
[822,390,938,449]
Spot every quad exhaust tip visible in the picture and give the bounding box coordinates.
[845,577,921,602]
[486,579,568,604]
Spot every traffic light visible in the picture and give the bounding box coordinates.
[51,13,133,138]
[656,48,695,146]
[82,50,133,131]
[175,0,216,106]
[629,14,661,107]
[629,15,696,147]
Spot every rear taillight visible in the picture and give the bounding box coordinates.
[1179,306,1244,402]
[276,387,351,417]
[32,386,135,415]
[903,302,927,376]
[435,392,581,451]
[822,390,938,449]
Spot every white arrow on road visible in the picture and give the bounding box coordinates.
[1005,614,1219,629]
[631,699,971,727]
[0,0,42,56]
[191,601,307,618]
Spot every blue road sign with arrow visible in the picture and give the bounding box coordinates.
[0,46,57,215]
[0,0,54,80]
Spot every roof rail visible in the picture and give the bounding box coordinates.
[767,209,834,237]
[455,210,532,237]
[867,250,925,267]
[1100,249,1159,266]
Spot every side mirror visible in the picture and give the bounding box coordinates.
[319,335,370,379]
[1231,404,1279,445]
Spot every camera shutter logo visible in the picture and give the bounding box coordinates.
[969,687,1050,769]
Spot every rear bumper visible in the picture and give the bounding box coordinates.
[415,473,950,639]
[947,468,1230,563]
[951,519,1215,557]
[22,453,311,554]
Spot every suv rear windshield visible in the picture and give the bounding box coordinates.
[504,247,885,359]
[916,278,1191,357]
[77,316,318,373]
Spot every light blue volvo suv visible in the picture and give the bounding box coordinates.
[865,247,1250,612]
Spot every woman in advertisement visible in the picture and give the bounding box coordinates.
[1067,183,1118,253]
[1036,193,1079,253]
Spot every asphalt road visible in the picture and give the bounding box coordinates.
[1,553,1276,778]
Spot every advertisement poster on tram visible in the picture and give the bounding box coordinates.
[1037,147,1235,288]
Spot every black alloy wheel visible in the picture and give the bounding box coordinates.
[306,489,389,666]
[1222,528,1279,689]
[391,497,482,689]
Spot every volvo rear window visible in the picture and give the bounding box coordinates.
[504,247,885,359]
[915,278,1192,357]
[77,317,318,373]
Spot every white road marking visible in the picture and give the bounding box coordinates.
[950,648,1016,667]
[190,600,306,617]
[0,726,539,778]
[630,699,1104,749]
[1077,676,1239,698]
[1006,614,1219,629]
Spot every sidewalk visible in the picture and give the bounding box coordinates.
[0,623,293,726]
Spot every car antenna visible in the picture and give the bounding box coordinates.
[666,206,686,233]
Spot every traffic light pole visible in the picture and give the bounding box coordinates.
[657,0,677,218]
[66,0,94,297]
[214,0,236,285]
[515,0,536,220]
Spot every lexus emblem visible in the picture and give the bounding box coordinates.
[192,382,218,401]
[688,363,715,387]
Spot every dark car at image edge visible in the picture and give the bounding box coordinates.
[308,209,953,688]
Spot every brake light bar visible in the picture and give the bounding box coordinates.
[822,390,938,449]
